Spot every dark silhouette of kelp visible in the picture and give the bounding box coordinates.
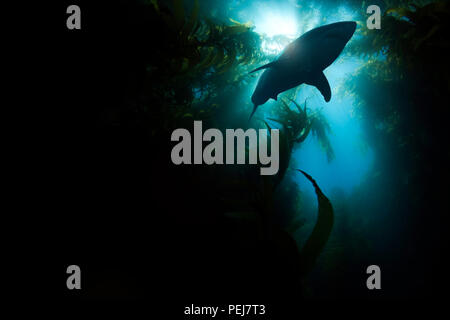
[132,1,338,282]
[74,0,450,302]
[296,170,334,276]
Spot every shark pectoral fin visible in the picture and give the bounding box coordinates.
[249,60,279,74]
[310,71,331,102]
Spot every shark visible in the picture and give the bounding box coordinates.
[249,21,357,119]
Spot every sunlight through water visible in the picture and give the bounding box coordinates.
[237,1,373,196]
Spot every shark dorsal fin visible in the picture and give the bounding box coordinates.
[249,60,280,74]
[307,71,331,102]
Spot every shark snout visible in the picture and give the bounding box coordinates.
[340,21,357,41]
[325,21,357,43]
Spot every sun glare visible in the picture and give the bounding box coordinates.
[252,4,299,38]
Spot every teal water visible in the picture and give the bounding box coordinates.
[228,0,374,197]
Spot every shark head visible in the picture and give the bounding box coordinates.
[298,21,357,70]
[322,21,357,44]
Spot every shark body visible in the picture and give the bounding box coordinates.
[249,21,357,119]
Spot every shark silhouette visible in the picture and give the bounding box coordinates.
[249,21,357,119]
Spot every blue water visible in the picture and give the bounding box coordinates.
[230,1,374,197]
[292,57,374,197]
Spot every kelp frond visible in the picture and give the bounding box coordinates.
[310,112,335,162]
[269,98,335,162]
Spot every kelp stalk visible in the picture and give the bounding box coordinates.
[297,170,334,276]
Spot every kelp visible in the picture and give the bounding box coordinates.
[263,120,292,187]
[139,0,337,164]
[268,97,335,162]
[345,0,450,157]
[310,112,335,162]
[139,0,265,133]
[349,0,450,81]
[132,0,338,277]
[297,170,334,277]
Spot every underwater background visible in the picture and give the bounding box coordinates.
[47,0,450,310]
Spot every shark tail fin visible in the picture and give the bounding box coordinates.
[249,61,279,74]
[248,104,258,121]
